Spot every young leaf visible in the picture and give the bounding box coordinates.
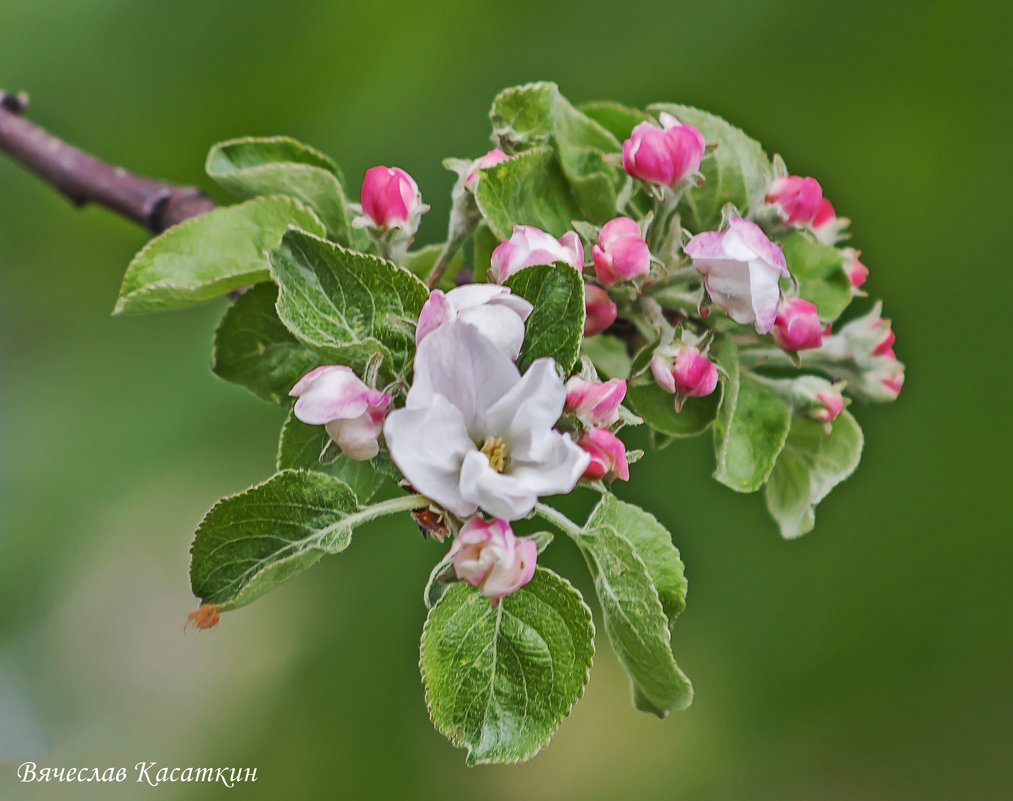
[190,470,425,610]
[626,346,720,437]
[269,228,428,378]
[765,411,864,538]
[581,334,633,379]
[474,147,583,241]
[503,263,584,373]
[781,232,852,321]
[211,282,321,405]
[578,100,652,142]
[206,136,351,243]
[648,103,771,233]
[573,495,693,717]
[491,82,625,223]
[114,196,324,315]
[712,339,791,492]
[420,568,594,765]
[276,411,390,503]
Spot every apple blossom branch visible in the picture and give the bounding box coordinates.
[0,91,216,234]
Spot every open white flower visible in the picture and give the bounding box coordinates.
[384,320,589,520]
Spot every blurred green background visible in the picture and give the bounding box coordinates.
[1,0,1009,798]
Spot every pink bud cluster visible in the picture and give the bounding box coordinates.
[448,517,537,604]
[564,376,630,483]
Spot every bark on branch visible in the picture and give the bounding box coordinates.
[0,91,216,234]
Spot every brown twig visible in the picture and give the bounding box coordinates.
[0,91,216,234]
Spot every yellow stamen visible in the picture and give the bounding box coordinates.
[480,436,508,473]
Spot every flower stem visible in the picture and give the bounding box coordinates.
[534,502,584,538]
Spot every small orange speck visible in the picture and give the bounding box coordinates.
[185,604,220,631]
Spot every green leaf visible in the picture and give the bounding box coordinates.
[578,101,652,142]
[269,228,428,378]
[211,282,321,405]
[626,346,720,438]
[206,136,351,243]
[474,147,583,240]
[401,243,462,284]
[781,232,852,320]
[504,263,584,373]
[712,338,791,492]
[491,82,625,223]
[648,104,771,233]
[189,469,357,610]
[114,196,325,315]
[420,568,594,765]
[581,333,633,379]
[276,411,390,503]
[573,495,692,716]
[490,82,557,149]
[764,411,864,538]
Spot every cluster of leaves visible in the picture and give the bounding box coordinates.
[113,82,881,764]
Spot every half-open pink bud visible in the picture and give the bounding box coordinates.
[685,217,789,334]
[290,365,391,460]
[361,166,425,229]
[489,225,584,283]
[651,345,719,398]
[416,284,533,360]
[583,284,618,337]
[772,297,824,351]
[464,148,509,189]
[564,376,627,427]
[592,216,651,285]
[448,517,537,603]
[841,248,869,288]
[578,428,630,482]
[622,113,705,187]
[766,175,823,225]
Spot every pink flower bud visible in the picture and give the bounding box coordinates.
[622,113,705,187]
[290,365,391,460]
[489,225,584,283]
[650,345,719,398]
[464,148,509,189]
[361,166,425,229]
[685,218,789,334]
[448,517,537,603]
[583,283,617,337]
[841,248,869,288]
[416,284,532,360]
[813,389,846,423]
[592,217,651,285]
[766,175,823,225]
[772,297,824,351]
[564,376,627,427]
[578,428,630,482]
[811,198,848,245]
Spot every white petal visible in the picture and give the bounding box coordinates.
[510,431,590,496]
[700,260,757,326]
[482,358,566,449]
[456,305,527,361]
[458,450,539,521]
[407,321,520,432]
[383,396,478,517]
[747,258,784,334]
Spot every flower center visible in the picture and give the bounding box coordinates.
[480,436,508,473]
